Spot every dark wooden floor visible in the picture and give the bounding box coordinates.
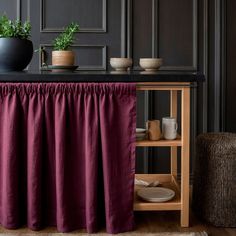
[134,211,236,236]
[0,211,235,236]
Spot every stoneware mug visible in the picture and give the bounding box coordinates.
[162,117,178,140]
[146,120,162,141]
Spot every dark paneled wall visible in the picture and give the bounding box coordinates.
[0,0,228,174]
[226,0,236,132]
[0,0,199,72]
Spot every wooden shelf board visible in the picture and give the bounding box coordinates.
[134,174,181,211]
[136,137,182,147]
[136,82,191,91]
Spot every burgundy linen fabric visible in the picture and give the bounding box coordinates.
[0,83,136,234]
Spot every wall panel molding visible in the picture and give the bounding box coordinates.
[152,0,159,58]
[201,0,209,132]
[40,0,107,33]
[39,44,107,71]
[160,0,198,71]
[207,0,226,132]
[27,0,31,21]
[225,0,236,132]
[121,0,127,57]
[220,0,226,131]
[17,0,21,20]
[213,0,222,131]
[127,0,133,58]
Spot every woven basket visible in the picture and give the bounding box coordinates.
[192,133,236,227]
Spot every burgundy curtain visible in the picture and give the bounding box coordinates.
[0,83,136,234]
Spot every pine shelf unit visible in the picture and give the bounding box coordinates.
[135,82,190,227]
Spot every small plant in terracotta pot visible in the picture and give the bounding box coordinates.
[52,22,79,66]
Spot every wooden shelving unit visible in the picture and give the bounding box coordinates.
[135,82,190,227]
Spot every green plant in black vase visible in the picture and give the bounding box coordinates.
[0,15,31,39]
[0,14,33,71]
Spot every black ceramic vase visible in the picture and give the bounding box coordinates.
[0,38,33,71]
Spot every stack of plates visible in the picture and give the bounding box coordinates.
[136,128,146,141]
[137,187,175,203]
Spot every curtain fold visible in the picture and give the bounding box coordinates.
[0,83,136,234]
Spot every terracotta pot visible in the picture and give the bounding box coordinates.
[52,50,75,66]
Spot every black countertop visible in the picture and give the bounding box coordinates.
[0,71,205,83]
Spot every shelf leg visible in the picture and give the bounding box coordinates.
[180,87,190,227]
[170,90,178,178]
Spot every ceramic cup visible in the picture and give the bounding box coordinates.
[146,120,162,141]
[162,117,178,140]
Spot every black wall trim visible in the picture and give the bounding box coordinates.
[213,0,221,131]
[17,0,21,20]
[127,0,133,58]
[40,0,107,33]
[27,0,30,21]
[201,0,209,133]
[221,0,227,131]
[121,0,127,57]
[193,0,198,71]
[212,0,226,132]
[152,0,159,58]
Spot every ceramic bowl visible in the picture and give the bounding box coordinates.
[139,58,163,71]
[136,128,146,133]
[136,133,147,142]
[110,58,133,71]
[136,133,146,138]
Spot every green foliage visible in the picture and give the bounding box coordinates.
[0,15,31,39]
[53,23,79,51]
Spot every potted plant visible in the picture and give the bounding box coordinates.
[0,15,33,71]
[52,22,79,66]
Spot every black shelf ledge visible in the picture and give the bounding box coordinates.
[0,71,205,83]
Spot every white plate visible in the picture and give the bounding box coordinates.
[136,128,146,133]
[136,137,146,141]
[136,133,146,138]
[137,187,175,202]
